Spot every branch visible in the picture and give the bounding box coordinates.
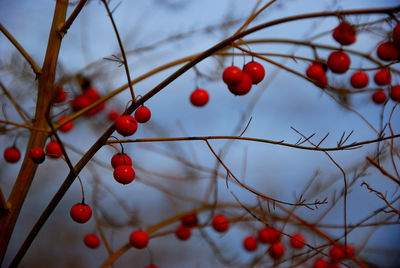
[106,133,400,152]
[101,0,135,101]
[58,0,88,36]
[361,182,400,215]
[0,81,31,126]
[366,156,400,186]
[0,23,41,76]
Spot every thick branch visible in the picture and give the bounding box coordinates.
[0,0,68,265]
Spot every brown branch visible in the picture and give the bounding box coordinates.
[58,0,88,36]
[366,156,400,186]
[0,120,51,133]
[0,0,69,265]
[361,182,400,215]
[291,127,350,257]
[0,189,9,217]
[0,23,41,76]
[101,0,135,101]
[107,133,400,152]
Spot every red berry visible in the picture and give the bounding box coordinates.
[190,88,209,107]
[4,146,21,163]
[258,226,280,244]
[327,51,351,74]
[329,244,354,261]
[134,106,151,123]
[113,165,135,184]
[211,214,229,233]
[83,87,105,116]
[28,147,45,164]
[70,95,91,111]
[306,63,325,81]
[45,141,63,158]
[243,236,258,252]
[227,73,252,96]
[268,242,285,259]
[57,115,74,132]
[393,23,400,47]
[70,203,92,223]
[83,87,101,101]
[372,90,387,104]
[312,258,329,268]
[111,153,132,169]
[289,233,306,249]
[350,71,369,89]
[146,266,158,268]
[316,74,328,88]
[180,213,198,227]
[332,22,356,46]
[53,87,67,103]
[115,115,138,136]
[222,66,244,85]
[374,69,391,85]
[376,42,399,61]
[84,234,101,249]
[175,224,191,241]
[306,63,328,87]
[107,109,120,121]
[243,61,265,84]
[129,230,149,249]
[390,85,400,101]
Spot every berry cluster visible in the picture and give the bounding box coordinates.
[111,152,135,184]
[312,244,355,268]
[241,226,306,260]
[70,83,105,117]
[222,61,265,96]
[306,21,400,106]
[175,213,198,241]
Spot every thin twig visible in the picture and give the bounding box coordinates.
[0,23,41,76]
[101,0,135,101]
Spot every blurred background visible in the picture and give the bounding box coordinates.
[1,0,400,267]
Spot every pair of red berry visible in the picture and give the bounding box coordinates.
[351,69,391,89]
[312,244,355,268]
[115,106,151,136]
[222,61,265,96]
[175,213,198,241]
[111,152,135,184]
[257,226,286,259]
[70,86,105,116]
[29,141,62,163]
